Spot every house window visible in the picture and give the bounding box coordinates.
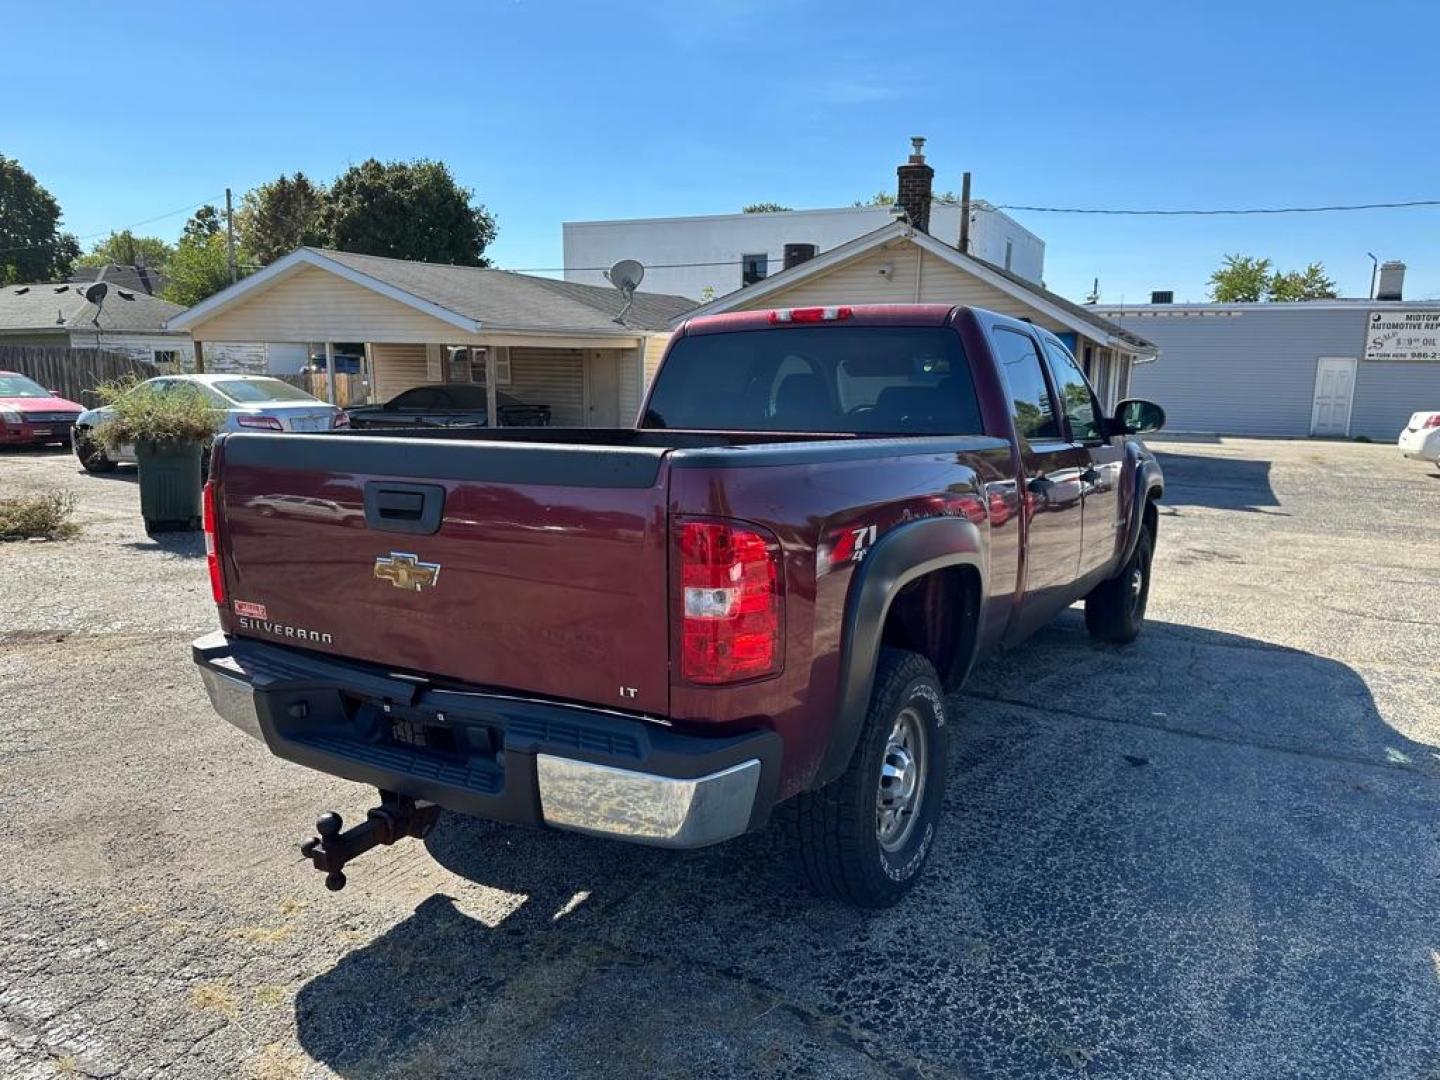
[742,253,768,287]
[153,349,182,369]
[1004,240,1014,272]
[449,346,511,385]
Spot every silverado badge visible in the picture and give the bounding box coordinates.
[374,552,441,592]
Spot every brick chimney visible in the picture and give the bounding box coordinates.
[896,136,934,234]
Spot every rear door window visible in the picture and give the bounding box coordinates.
[992,328,1060,441]
[643,326,982,435]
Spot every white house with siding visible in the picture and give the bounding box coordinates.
[166,247,694,424]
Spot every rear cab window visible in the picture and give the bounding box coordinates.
[642,326,983,435]
[991,327,1060,441]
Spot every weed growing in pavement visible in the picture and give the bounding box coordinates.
[0,491,78,541]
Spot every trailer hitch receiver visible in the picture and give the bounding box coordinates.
[300,791,441,891]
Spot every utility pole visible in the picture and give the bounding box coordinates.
[958,172,972,255]
[225,187,237,285]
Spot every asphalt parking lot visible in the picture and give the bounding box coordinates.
[2,437,1438,1079]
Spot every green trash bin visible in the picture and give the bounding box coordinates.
[136,439,204,534]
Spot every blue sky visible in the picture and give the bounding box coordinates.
[7,0,1439,302]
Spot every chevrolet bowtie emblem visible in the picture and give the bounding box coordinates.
[373,552,441,592]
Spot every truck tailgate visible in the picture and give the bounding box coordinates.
[215,433,672,716]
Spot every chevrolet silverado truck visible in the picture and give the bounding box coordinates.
[193,304,1165,908]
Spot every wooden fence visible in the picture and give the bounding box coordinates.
[273,372,370,407]
[0,346,162,406]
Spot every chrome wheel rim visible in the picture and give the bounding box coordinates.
[1128,565,1145,605]
[877,705,928,851]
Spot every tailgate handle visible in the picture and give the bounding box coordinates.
[364,482,445,535]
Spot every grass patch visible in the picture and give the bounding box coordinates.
[187,982,238,1018]
[0,491,78,541]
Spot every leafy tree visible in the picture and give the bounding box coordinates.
[1268,262,1338,301]
[324,158,496,265]
[162,207,236,306]
[183,205,223,243]
[1208,253,1339,302]
[78,230,173,271]
[237,172,328,265]
[0,154,79,283]
[853,190,962,208]
[1208,254,1273,302]
[742,202,791,213]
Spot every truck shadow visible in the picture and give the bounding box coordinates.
[1151,449,1282,513]
[292,616,1440,1078]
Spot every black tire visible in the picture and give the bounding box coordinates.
[1085,521,1154,644]
[784,648,949,908]
[75,434,116,474]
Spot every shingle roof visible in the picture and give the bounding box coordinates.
[312,249,696,333]
[959,251,1156,352]
[0,280,185,334]
[68,264,168,297]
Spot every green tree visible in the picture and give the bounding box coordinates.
[183,205,222,243]
[853,190,962,208]
[162,208,235,306]
[78,230,174,272]
[1209,254,1340,302]
[1268,262,1338,301]
[0,154,79,283]
[324,158,496,265]
[742,202,791,213]
[237,172,329,265]
[1207,254,1273,302]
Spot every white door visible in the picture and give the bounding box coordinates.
[1310,357,1356,436]
[585,351,620,427]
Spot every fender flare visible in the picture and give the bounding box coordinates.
[814,516,986,788]
[1118,451,1164,567]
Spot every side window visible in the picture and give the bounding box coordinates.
[992,329,1060,441]
[1042,341,1104,442]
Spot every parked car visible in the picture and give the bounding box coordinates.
[0,371,85,447]
[345,384,551,430]
[1398,410,1440,467]
[73,374,348,473]
[192,304,1166,908]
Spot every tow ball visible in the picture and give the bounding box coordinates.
[300,791,442,891]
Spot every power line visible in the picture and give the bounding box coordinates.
[0,195,223,256]
[995,198,1440,216]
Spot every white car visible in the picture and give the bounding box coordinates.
[73,374,348,473]
[1398,410,1440,467]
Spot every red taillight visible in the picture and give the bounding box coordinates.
[677,520,782,684]
[237,414,283,430]
[769,306,852,324]
[332,410,351,429]
[203,480,225,605]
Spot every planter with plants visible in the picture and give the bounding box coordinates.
[93,379,221,534]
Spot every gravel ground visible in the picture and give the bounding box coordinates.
[1,438,1438,1079]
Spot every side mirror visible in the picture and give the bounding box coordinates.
[1113,398,1166,436]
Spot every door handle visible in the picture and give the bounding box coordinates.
[363,481,445,535]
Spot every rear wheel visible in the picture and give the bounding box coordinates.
[785,648,949,908]
[1085,520,1153,643]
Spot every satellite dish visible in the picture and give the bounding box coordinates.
[604,259,645,325]
[84,281,109,326]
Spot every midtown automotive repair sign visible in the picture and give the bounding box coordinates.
[1365,310,1440,362]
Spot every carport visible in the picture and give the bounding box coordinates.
[165,247,693,424]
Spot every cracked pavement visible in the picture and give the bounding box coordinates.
[1,437,1438,1078]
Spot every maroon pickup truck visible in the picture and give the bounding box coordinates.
[193,304,1165,907]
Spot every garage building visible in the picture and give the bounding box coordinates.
[1099,276,1440,439]
[167,248,694,425]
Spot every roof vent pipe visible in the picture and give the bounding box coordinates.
[1375,261,1405,301]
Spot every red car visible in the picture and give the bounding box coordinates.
[0,371,85,446]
